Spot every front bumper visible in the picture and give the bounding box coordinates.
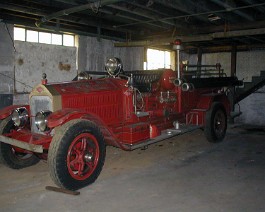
[0,135,44,153]
[0,129,53,154]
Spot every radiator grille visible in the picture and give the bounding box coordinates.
[30,96,52,133]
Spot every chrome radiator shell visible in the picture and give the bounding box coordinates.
[30,96,52,133]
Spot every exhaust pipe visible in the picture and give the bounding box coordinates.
[182,83,194,92]
[174,78,183,86]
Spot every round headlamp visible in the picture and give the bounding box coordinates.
[77,72,91,81]
[35,110,52,132]
[12,107,29,128]
[105,57,123,77]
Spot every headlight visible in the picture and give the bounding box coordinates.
[12,107,29,128]
[105,57,123,77]
[35,110,52,132]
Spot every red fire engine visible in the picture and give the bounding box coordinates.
[0,57,242,190]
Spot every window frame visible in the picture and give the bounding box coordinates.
[14,26,75,47]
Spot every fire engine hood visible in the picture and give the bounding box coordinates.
[30,78,124,112]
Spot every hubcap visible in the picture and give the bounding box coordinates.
[84,153,93,162]
[214,110,225,138]
[67,133,99,180]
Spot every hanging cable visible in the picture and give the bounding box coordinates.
[0,72,33,89]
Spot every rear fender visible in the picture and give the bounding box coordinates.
[196,94,231,123]
[196,94,230,114]
[196,95,214,110]
[47,109,122,149]
[0,105,30,120]
[213,95,230,114]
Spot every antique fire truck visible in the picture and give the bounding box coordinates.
[0,58,242,190]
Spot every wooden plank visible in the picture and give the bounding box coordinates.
[45,186,80,195]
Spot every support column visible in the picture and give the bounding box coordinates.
[231,45,237,77]
[197,47,202,77]
[229,45,237,123]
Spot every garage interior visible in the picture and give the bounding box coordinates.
[0,0,265,211]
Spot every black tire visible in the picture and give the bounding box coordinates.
[204,102,227,143]
[48,119,106,191]
[0,116,40,169]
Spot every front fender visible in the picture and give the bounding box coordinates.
[47,108,123,149]
[0,105,30,120]
[47,108,95,128]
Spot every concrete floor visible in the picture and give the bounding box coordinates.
[0,125,265,212]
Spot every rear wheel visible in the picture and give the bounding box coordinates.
[48,119,106,191]
[204,102,227,143]
[0,116,40,169]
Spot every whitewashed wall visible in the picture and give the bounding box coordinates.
[78,36,144,72]
[14,41,77,93]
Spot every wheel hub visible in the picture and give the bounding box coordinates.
[84,153,93,162]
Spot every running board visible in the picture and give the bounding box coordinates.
[121,125,202,150]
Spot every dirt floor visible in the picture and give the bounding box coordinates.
[0,125,265,212]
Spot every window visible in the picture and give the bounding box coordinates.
[52,34,62,45]
[26,30,38,42]
[39,32,51,44]
[63,34,74,46]
[14,27,75,47]
[144,48,172,70]
[14,27,25,41]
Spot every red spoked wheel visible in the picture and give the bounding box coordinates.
[67,133,100,180]
[48,120,106,191]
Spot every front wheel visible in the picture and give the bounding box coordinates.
[0,117,40,169]
[204,102,227,143]
[48,119,106,191]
